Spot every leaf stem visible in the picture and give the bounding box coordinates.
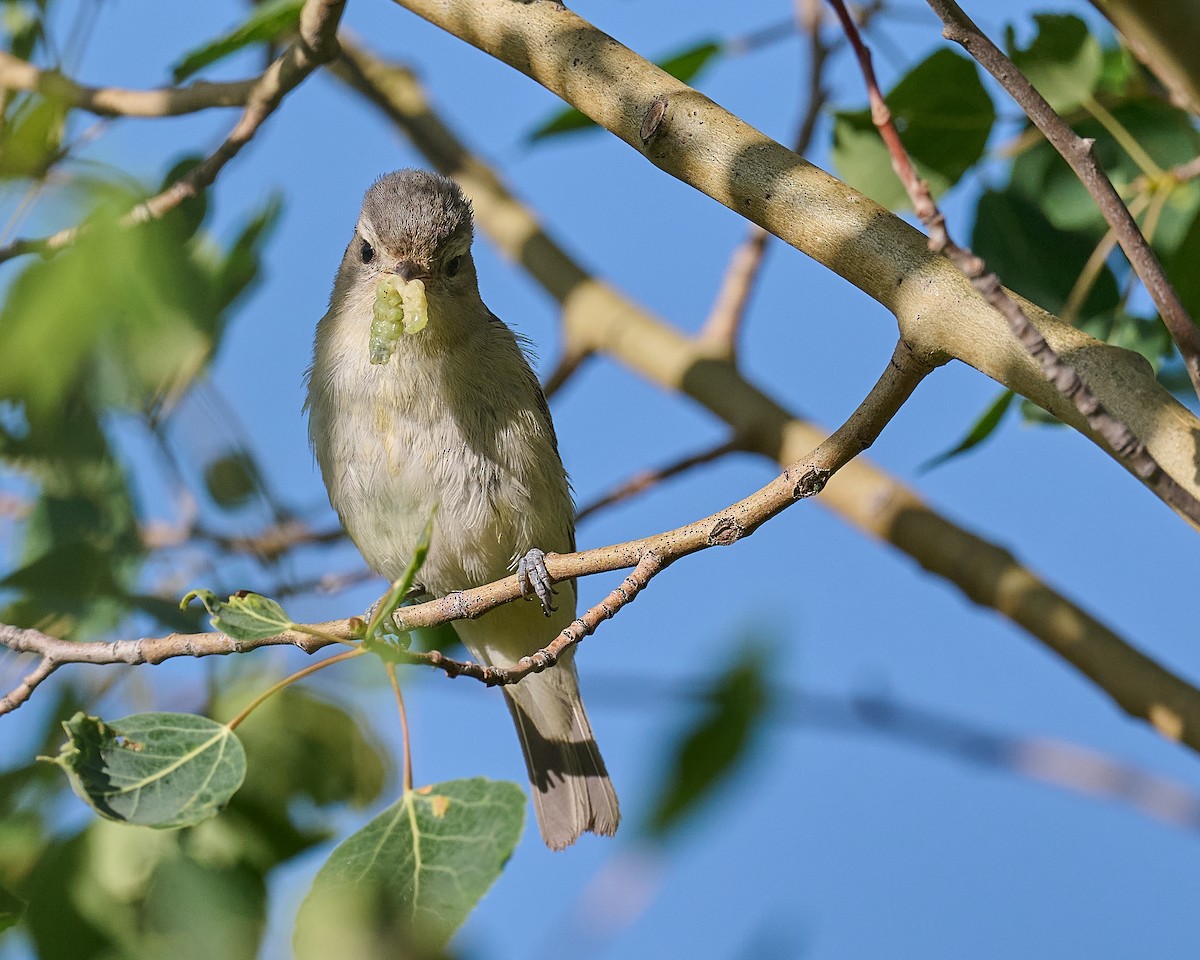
[386,662,413,793]
[225,647,365,731]
[1082,95,1164,179]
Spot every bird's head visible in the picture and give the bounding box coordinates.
[349,169,476,296]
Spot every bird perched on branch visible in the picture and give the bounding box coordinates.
[305,169,618,849]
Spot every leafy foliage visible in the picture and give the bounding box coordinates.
[171,0,304,81]
[647,645,769,838]
[833,49,995,210]
[295,778,525,955]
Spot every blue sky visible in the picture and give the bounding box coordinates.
[5,1,1200,957]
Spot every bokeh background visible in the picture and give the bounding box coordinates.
[2,1,1199,957]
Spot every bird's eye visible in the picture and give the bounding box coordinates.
[360,239,375,264]
[445,255,462,278]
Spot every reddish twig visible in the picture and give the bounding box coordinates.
[926,0,1200,401]
[826,0,1200,527]
[698,2,832,357]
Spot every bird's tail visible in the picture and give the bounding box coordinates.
[501,655,619,850]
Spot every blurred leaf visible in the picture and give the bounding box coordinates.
[1168,207,1200,321]
[203,451,261,509]
[528,38,720,141]
[971,187,1119,316]
[0,197,214,423]
[159,154,209,239]
[222,685,388,811]
[3,2,46,60]
[212,194,282,320]
[181,589,296,641]
[20,819,268,960]
[171,0,303,82]
[51,711,247,828]
[294,778,525,956]
[0,94,66,178]
[920,390,1014,472]
[138,855,265,960]
[1009,98,1200,243]
[0,883,25,932]
[1007,14,1102,114]
[833,49,994,209]
[647,644,769,838]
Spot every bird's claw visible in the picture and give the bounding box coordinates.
[517,548,557,616]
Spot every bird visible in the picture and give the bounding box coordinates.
[305,169,619,850]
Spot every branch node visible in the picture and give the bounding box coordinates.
[640,94,669,145]
[706,515,746,546]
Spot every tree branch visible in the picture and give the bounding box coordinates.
[827,0,1200,527]
[381,0,1200,530]
[926,0,1200,401]
[0,50,257,117]
[0,339,929,705]
[0,0,346,264]
[331,36,1200,753]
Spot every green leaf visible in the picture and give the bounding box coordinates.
[363,511,435,643]
[0,883,26,932]
[0,94,67,179]
[1007,14,1102,114]
[171,0,303,82]
[0,193,214,422]
[1168,207,1200,322]
[832,49,994,209]
[202,451,261,509]
[920,389,1015,471]
[212,195,282,318]
[294,778,525,955]
[971,187,1119,317]
[50,712,247,828]
[528,38,720,141]
[647,644,769,838]
[181,589,296,641]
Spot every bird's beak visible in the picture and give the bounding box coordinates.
[392,260,432,283]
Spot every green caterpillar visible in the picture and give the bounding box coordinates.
[369,276,429,364]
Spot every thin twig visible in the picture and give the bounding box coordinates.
[698,3,831,357]
[385,662,414,792]
[576,437,742,522]
[0,0,346,265]
[926,0,1200,401]
[828,0,1200,527]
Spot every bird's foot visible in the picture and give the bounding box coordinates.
[517,548,557,616]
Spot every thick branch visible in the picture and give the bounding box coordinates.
[383,0,1200,529]
[0,50,257,116]
[332,37,1200,752]
[928,0,1200,401]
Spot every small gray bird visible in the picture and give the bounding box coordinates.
[305,169,619,849]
